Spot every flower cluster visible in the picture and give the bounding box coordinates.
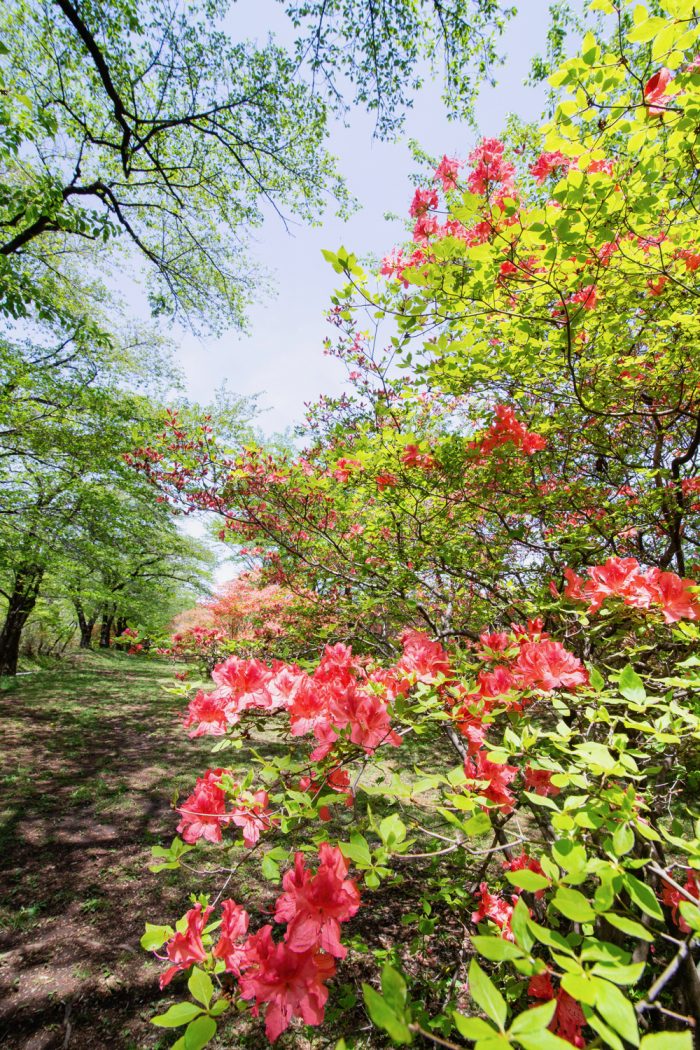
[660,868,700,932]
[530,150,570,183]
[466,138,515,196]
[178,640,414,846]
[476,405,547,456]
[176,768,273,847]
[433,154,462,192]
[156,844,360,1041]
[563,556,700,623]
[529,974,586,1047]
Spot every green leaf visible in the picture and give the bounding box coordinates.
[464,810,492,836]
[619,666,646,704]
[625,874,663,921]
[510,1000,557,1035]
[362,984,413,1044]
[602,913,654,942]
[593,979,639,1046]
[640,1035,692,1050]
[627,15,667,42]
[526,918,573,953]
[679,900,700,932]
[209,999,229,1017]
[469,959,507,1030]
[588,666,605,691]
[561,973,598,1006]
[591,961,646,986]
[188,968,214,1009]
[381,964,408,1016]
[453,1013,497,1040]
[551,839,586,872]
[261,855,280,881]
[505,869,551,893]
[379,814,407,847]
[340,834,372,868]
[612,824,635,857]
[184,1015,217,1050]
[552,888,596,923]
[151,1003,204,1028]
[140,923,174,951]
[517,1033,577,1050]
[584,1010,624,1050]
[471,936,525,962]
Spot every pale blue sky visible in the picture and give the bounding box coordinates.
[168,0,559,434]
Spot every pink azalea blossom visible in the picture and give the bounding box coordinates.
[176,768,233,844]
[515,640,588,692]
[274,844,360,958]
[464,750,518,812]
[238,926,336,1042]
[644,68,673,115]
[159,904,212,988]
[213,899,250,975]
[434,154,462,192]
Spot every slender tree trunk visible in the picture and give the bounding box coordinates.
[0,567,44,676]
[99,609,114,648]
[116,616,127,637]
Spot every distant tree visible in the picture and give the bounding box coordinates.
[0,327,235,672]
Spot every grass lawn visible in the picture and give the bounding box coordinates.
[0,651,219,1050]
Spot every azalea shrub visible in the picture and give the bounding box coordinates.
[156,625,230,672]
[138,2,700,1048]
[158,574,321,673]
[143,572,700,1048]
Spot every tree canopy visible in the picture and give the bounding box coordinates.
[0,0,512,332]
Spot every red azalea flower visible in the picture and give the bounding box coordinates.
[660,869,700,931]
[238,926,336,1042]
[472,881,516,937]
[479,405,546,456]
[553,990,586,1047]
[644,68,673,114]
[409,187,439,217]
[274,844,360,958]
[183,688,231,737]
[159,903,212,988]
[434,155,462,192]
[398,629,451,681]
[523,765,561,798]
[530,150,570,184]
[515,640,588,692]
[503,852,549,898]
[528,971,555,1000]
[230,789,274,848]
[213,898,250,975]
[176,768,233,844]
[211,655,273,710]
[464,750,518,812]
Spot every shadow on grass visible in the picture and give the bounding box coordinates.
[0,652,217,1050]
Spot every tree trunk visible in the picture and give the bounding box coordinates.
[74,599,99,649]
[99,609,114,648]
[0,566,44,676]
[116,616,127,637]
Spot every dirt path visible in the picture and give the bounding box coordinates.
[0,653,209,1050]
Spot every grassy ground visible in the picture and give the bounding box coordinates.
[0,651,465,1050]
[0,651,218,1050]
